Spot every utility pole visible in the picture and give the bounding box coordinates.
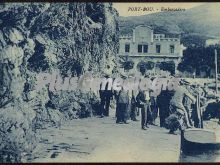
[215,49,218,94]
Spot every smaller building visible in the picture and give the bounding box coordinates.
[205,38,220,47]
[118,25,185,75]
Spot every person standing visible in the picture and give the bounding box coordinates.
[157,86,174,128]
[114,89,120,119]
[99,75,113,117]
[183,94,193,126]
[136,89,150,130]
[130,90,138,121]
[116,87,129,124]
[149,90,158,125]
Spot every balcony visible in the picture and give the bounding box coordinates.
[154,38,180,42]
[118,53,182,58]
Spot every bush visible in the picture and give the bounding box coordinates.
[0,106,36,163]
[49,90,100,119]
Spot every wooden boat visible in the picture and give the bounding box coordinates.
[181,128,220,154]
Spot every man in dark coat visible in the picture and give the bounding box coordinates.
[149,90,158,125]
[136,89,150,130]
[114,90,120,118]
[157,87,174,128]
[116,87,129,124]
[99,76,113,117]
[130,90,138,121]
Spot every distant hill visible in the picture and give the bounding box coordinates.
[119,3,220,47]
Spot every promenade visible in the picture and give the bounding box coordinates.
[30,111,180,162]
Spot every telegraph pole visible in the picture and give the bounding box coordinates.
[215,49,218,94]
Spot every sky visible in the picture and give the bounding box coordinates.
[113,3,204,17]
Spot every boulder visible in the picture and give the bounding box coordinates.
[8,28,24,44]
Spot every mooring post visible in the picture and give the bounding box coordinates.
[215,49,218,94]
[196,92,202,128]
[198,91,203,128]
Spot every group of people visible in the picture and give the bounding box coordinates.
[99,75,219,134]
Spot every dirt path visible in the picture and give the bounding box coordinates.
[29,111,181,163]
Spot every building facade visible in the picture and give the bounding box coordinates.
[205,39,220,47]
[118,25,185,75]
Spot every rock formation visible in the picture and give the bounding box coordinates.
[0,3,119,162]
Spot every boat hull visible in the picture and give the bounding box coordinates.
[181,128,220,154]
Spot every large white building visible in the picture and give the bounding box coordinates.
[118,25,185,75]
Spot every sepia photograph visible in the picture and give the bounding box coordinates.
[1,1,220,163]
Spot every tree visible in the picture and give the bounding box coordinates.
[145,61,155,70]
[177,45,220,77]
[123,60,134,71]
[137,61,155,75]
[158,61,175,75]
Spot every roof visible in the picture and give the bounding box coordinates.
[120,24,181,36]
[133,24,153,30]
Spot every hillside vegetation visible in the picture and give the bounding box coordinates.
[119,3,220,47]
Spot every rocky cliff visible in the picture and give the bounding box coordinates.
[0,3,119,162]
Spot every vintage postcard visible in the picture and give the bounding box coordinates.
[1,1,220,163]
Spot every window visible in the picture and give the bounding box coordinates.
[143,45,148,53]
[170,45,175,54]
[138,45,142,53]
[137,44,148,53]
[125,44,130,53]
[156,44,161,53]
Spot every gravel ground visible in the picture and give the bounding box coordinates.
[28,111,180,163]
[27,111,220,163]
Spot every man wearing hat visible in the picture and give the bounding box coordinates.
[126,74,138,121]
[136,89,150,130]
[167,79,196,134]
[99,74,113,117]
[148,89,158,125]
[115,74,129,123]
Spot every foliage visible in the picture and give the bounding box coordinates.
[0,106,36,163]
[123,60,134,71]
[49,90,100,119]
[158,61,175,75]
[181,34,209,48]
[178,46,220,77]
[137,61,155,75]
[27,40,49,72]
[145,61,155,70]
